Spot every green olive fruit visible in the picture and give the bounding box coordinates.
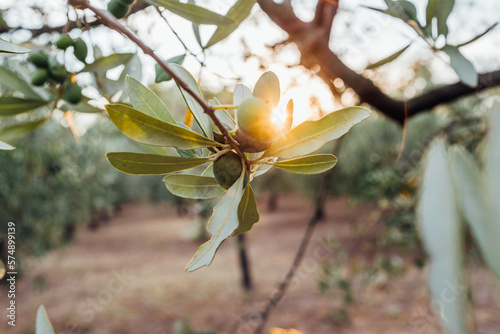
[117,0,135,4]
[108,0,130,19]
[28,51,49,68]
[55,34,74,50]
[47,56,67,83]
[214,151,243,190]
[63,82,83,105]
[31,68,48,86]
[73,38,88,63]
[236,97,278,152]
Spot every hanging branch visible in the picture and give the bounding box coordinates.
[67,0,250,169]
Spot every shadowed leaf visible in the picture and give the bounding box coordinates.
[164,174,225,199]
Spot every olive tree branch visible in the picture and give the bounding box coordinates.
[67,0,250,168]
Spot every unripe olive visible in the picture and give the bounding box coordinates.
[117,0,135,4]
[28,51,49,68]
[55,34,74,50]
[108,0,130,19]
[73,38,88,63]
[31,68,48,86]
[63,82,83,104]
[48,56,67,83]
[214,151,243,190]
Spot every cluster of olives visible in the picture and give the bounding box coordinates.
[108,0,135,19]
[55,34,88,63]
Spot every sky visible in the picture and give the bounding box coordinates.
[1,0,500,127]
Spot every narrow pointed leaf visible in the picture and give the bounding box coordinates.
[126,76,176,124]
[36,305,55,334]
[417,139,469,334]
[271,154,338,174]
[0,66,41,100]
[0,140,14,150]
[0,118,48,142]
[148,0,235,26]
[82,53,134,72]
[263,107,371,158]
[169,64,213,139]
[284,99,294,132]
[233,185,259,235]
[253,71,280,109]
[442,45,477,87]
[164,174,225,199]
[107,152,208,175]
[0,97,49,116]
[202,163,214,177]
[205,0,257,49]
[60,97,103,114]
[233,84,253,105]
[105,104,219,149]
[366,44,410,70]
[186,165,246,271]
[211,97,235,129]
[154,54,186,83]
[426,0,454,37]
[0,38,31,54]
[456,23,498,47]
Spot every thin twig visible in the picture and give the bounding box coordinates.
[68,0,250,169]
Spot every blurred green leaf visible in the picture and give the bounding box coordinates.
[0,118,49,142]
[270,154,338,174]
[366,44,410,70]
[107,152,208,175]
[364,1,418,24]
[188,0,203,48]
[263,107,371,158]
[0,97,49,116]
[283,99,294,132]
[126,76,176,124]
[148,0,235,25]
[253,71,280,109]
[0,66,42,100]
[119,53,142,83]
[163,174,225,199]
[211,97,235,130]
[154,54,186,83]
[105,104,219,149]
[82,53,134,72]
[60,97,103,114]
[426,0,454,37]
[205,0,256,49]
[417,139,469,334]
[186,166,246,271]
[169,64,213,139]
[442,45,477,87]
[233,185,259,235]
[233,83,253,105]
[0,140,14,150]
[0,38,31,54]
[456,23,498,47]
[36,305,55,334]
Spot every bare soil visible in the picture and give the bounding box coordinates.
[1,195,499,334]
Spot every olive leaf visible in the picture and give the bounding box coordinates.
[148,0,235,26]
[233,83,253,105]
[233,185,259,236]
[0,38,31,54]
[0,140,14,150]
[0,97,49,116]
[284,99,294,132]
[163,174,225,199]
[126,76,176,124]
[82,53,134,72]
[169,64,213,139]
[154,54,186,83]
[253,71,280,109]
[270,154,338,174]
[105,104,219,149]
[205,0,257,49]
[0,118,49,142]
[366,44,411,70]
[425,0,455,37]
[186,165,246,271]
[36,305,55,334]
[106,152,208,175]
[263,107,371,158]
[0,66,42,100]
[211,97,235,130]
[442,45,478,87]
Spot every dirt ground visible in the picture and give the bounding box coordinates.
[1,195,499,334]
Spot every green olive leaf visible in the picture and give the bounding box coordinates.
[163,174,225,199]
[211,96,236,130]
[0,66,42,100]
[0,96,49,116]
[0,140,14,150]
[0,38,31,54]
[168,64,213,139]
[263,107,371,158]
[366,43,411,70]
[105,104,219,149]
[201,163,214,177]
[205,0,257,49]
[233,83,253,105]
[0,118,49,142]
[442,45,478,87]
[154,54,186,83]
[36,305,55,334]
[106,152,208,175]
[233,185,259,236]
[186,164,246,271]
[253,71,280,109]
[126,76,177,124]
[270,154,338,174]
[148,0,235,26]
[82,53,134,72]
